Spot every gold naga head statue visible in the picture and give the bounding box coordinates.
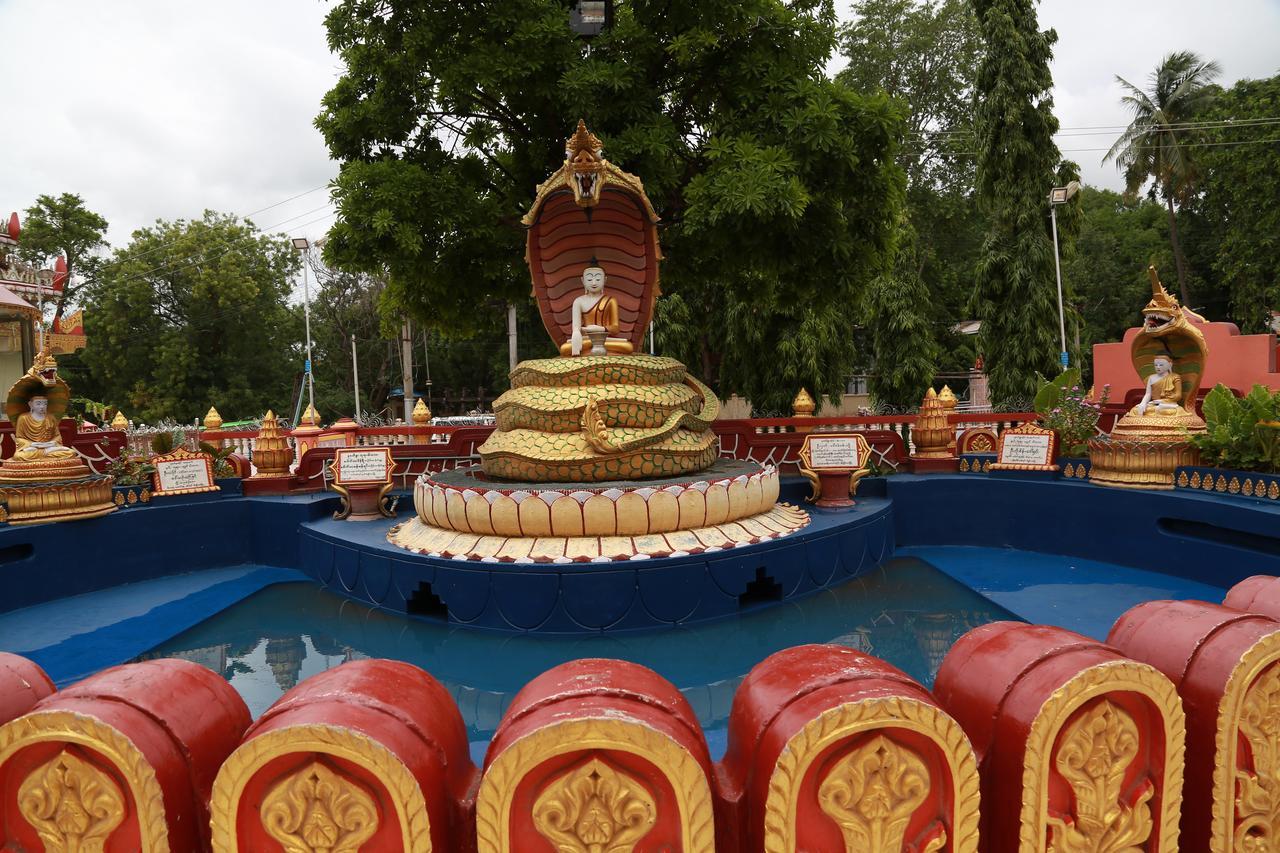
[7,349,70,421]
[26,349,59,387]
[566,119,606,207]
[1130,266,1208,410]
[523,120,662,356]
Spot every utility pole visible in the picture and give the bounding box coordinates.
[351,333,361,423]
[291,238,316,413]
[400,319,414,423]
[421,330,432,412]
[507,303,519,372]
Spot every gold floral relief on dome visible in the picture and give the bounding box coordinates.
[259,760,379,853]
[1046,700,1153,852]
[532,757,658,853]
[18,749,126,852]
[817,735,945,853]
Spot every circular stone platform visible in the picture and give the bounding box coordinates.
[403,460,789,545]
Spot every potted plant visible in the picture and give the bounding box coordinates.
[107,457,157,507]
[1034,368,1110,476]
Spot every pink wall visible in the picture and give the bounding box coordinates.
[1093,319,1280,398]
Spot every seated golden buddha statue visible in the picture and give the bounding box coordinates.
[1129,355,1189,417]
[559,266,635,357]
[14,395,76,459]
[0,347,97,486]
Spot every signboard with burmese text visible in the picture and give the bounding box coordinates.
[802,434,867,470]
[332,447,393,487]
[991,423,1059,472]
[796,432,873,508]
[151,448,220,496]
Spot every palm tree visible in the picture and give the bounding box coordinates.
[1105,51,1221,306]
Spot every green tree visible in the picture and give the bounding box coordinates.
[865,226,938,409]
[317,0,905,414]
[305,260,395,421]
[837,0,984,387]
[970,0,1075,406]
[1190,74,1280,331]
[837,0,981,194]
[81,212,302,422]
[1104,50,1221,306]
[1060,186,1172,380]
[17,193,109,325]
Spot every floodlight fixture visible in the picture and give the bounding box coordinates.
[570,0,612,38]
[292,237,310,250]
[1049,181,1081,206]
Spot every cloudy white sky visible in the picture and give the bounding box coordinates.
[2,0,1278,249]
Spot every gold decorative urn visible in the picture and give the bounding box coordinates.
[249,411,293,477]
[1089,267,1206,489]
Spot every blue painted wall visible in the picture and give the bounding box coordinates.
[888,474,1280,589]
[7,474,1280,628]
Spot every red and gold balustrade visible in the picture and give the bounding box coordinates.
[13,580,1280,850]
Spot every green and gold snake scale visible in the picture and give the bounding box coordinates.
[480,355,720,482]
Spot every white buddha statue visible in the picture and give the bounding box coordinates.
[1130,355,1188,417]
[561,265,635,357]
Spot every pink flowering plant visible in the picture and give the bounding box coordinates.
[1034,369,1111,456]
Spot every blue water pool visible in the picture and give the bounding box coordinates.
[133,557,1015,758]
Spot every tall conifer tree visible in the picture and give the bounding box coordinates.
[867,224,938,410]
[970,0,1074,405]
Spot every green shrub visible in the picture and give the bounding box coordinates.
[1193,384,1280,472]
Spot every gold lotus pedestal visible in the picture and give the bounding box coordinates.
[1088,416,1203,490]
[0,466,116,524]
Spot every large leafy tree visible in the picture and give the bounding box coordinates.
[837,0,983,390]
[970,0,1076,406]
[1104,51,1221,306]
[17,193,109,325]
[81,212,302,422]
[865,223,938,409]
[1061,186,1172,380]
[1189,74,1280,331]
[837,0,981,194]
[317,0,904,414]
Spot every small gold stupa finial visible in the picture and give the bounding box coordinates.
[111,410,128,430]
[300,403,321,427]
[1145,265,1179,309]
[203,406,223,430]
[250,410,292,477]
[412,398,432,425]
[938,385,957,411]
[792,388,816,417]
[913,388,951,459]
[566,119,602,158]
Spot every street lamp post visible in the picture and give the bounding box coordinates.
[292,237,316,419]
[1048,181,1080,371]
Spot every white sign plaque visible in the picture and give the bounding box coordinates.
[150,449,220,496]
[335,448,392,485]
[157,458,214,492]
[806,435,864,470]
[998,433,1053,467]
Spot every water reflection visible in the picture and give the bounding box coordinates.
[138,558,1014,742]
